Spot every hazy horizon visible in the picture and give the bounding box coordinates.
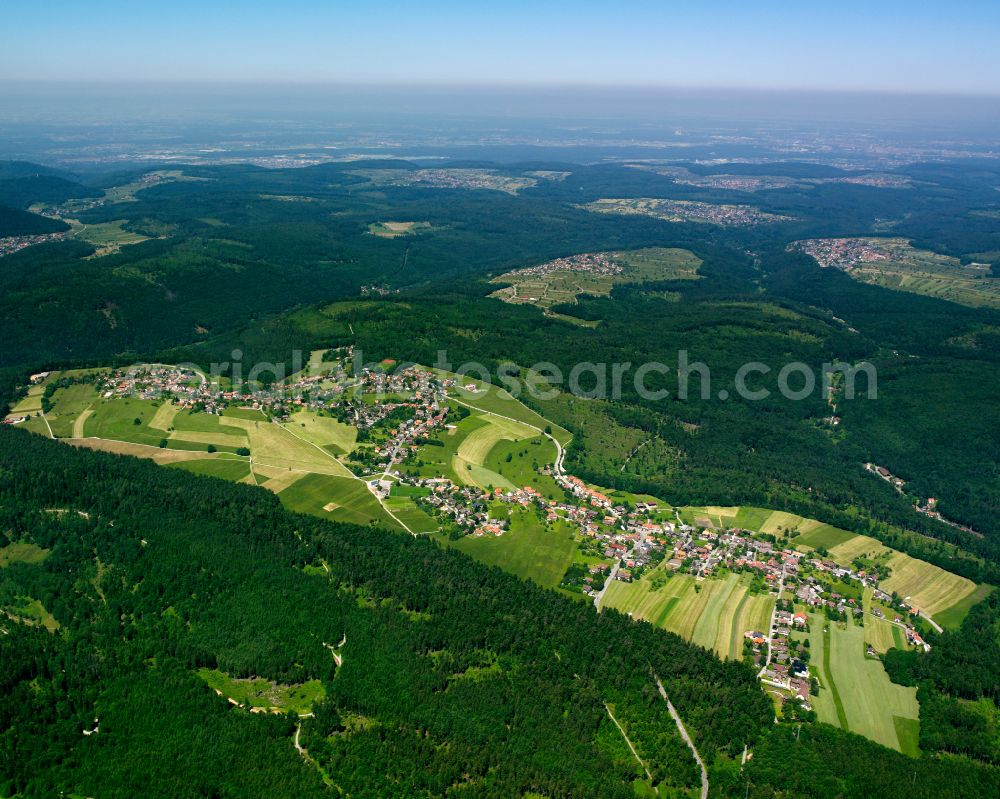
[5,1,1000,93]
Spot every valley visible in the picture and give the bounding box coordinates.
[8,352,992,760]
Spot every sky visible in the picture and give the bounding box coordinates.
[3,1,999,94]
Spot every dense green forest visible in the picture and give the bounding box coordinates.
[0,427,767,797]
[0,204,67,236]
[2,425,998,798]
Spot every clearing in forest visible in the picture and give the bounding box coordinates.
[489,248,701,318]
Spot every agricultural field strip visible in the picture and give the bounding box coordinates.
[449,396,569,470]
[266,418,413,534]
[740,507,980,622]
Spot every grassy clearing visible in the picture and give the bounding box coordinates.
[196,668,324,715]
[678,506,732,528]
[148,401,179,431]
[256,468,305,493]
[452,415,538,490]
[865,615,903,654]
[411,414,488,484]
[0,542,51,567]
[69,218,150,257]
[759,511,806,536]
[68,437,229,464]
[171,410,240,435]
[732,506,774,531]
[448,511,577,589]
[803,614,919,753]
[4,597,59,632]
[703,507,858,553]
[84,398,168,446]
[483,435,562,497]
[170,429,248,450]
[456,415,536,464]
[826,534,890,564]
[277,473,399,529]
[444,374,572,446]
[793,523,857,551]
[368,220,431,238]
[9,384,44,415]
[384,493,439,533]
[221,406,269,421]
[880,551,980,620]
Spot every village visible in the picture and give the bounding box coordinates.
[84,356,457,480]
[0,230,68,258]
[34,356,935,719]
[794,237,892,270]
[589,197,793,227]
[498,251,624,281]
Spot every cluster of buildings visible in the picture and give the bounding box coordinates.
[500,252,624,282]
[913,496,982,538]
[753,609,814,705]
[675,174,800,192]
[410,460,674,573]
[865,462,906,492]
[825,173,911,188]
[90,359,454,464]
[589,198,792,227]
[0,231,67,258]
[407,168,533,193]
[794,238,892,270]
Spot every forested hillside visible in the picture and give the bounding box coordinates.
[0,428,768,797]
[3,424,998,798]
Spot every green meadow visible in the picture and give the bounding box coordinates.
[799,614,919,755]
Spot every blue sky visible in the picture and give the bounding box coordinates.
[4,1,999,93]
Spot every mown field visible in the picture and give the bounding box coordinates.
[281,410,357,455]
[276,472,398,528]
[446,510,578,590]
[879,551,983,619]
[452,414,538,491]
[602,570,774,661]
[798,614,920,755]
[168,458,253,483]
[384,486,439,534]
